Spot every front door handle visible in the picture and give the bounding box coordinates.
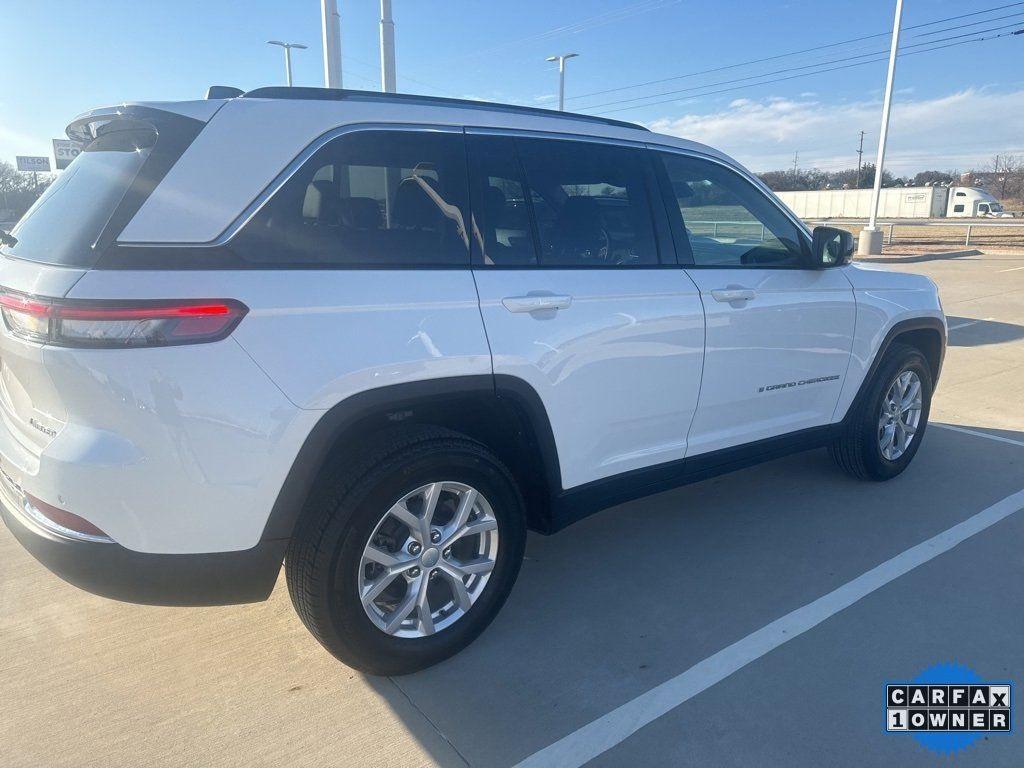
[502,294,572,313]
[711,287,756,304]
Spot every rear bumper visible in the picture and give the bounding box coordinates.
[1,495,285,606]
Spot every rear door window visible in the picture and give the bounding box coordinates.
[515,138,659,267]
[4,120,158,268]
[232,130,470,267]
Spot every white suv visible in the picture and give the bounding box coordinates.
[0,88,945,674]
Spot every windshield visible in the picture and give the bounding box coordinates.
[990,203,1004,212]
[4,121,157,268]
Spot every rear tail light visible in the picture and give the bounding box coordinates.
[0,290,247,348]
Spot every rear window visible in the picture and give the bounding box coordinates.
[4,121,158,268]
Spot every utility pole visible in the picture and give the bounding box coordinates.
[546,53,578,111]
[859,0,903,256]
[855,130,866,188]
[791,151,799,176]
[266,41,308,87]
[379,0,396,92]
[321,0,343,88]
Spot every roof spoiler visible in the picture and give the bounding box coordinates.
[206,86,244,100]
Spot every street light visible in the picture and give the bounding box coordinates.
[546,53,578,111]
[859,0,902,256]
[266,40,308,87]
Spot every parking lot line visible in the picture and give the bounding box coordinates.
[934,423,1024,449]
[513,487,1024,768]
[946,318,990,331]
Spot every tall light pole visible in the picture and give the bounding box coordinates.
[266,41,308,87]
[855,130,866,188]
[859,0,903,256]
[546,53,578,111]
[321,0,343,88]
[379,0,396,92]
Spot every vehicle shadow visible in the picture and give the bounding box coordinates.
[946,315,1024,347]
[364,422,1024,768]
[855,249,981,264]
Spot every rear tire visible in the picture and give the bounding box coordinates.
[830,342,933,481]
[285,426,526,675]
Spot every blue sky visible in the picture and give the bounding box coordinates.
[3,0,1023,174]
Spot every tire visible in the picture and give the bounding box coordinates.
[285,425,527,675]
[830,342,933,481]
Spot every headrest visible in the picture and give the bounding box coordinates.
[392,175,443,230]
[338,197,382,229]
[302,179,339,222]
[485,185,507,215]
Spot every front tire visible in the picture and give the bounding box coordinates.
[830,342,933,481]
[286,427,526,675]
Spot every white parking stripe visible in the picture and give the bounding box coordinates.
[996,265,1024,273]
[514,488,1024,768]
[946,317,993,331]
[934,423,1024,449]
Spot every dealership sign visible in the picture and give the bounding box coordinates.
[52,139,82,170]
[16,156,50,172]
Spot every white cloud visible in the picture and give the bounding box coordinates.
[648,88,1024,174]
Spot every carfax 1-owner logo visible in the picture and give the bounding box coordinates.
[886,663,1013,755]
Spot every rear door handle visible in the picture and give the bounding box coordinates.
[711,288,756,304]
[502,295,572,313]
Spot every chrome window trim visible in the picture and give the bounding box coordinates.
[116,122,464,248]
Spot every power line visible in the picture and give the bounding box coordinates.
[581,22,1024,112]
[913,9,1024,36]
[565,1,1024,103]
[444,0,682,64]
[593,26,1023,114]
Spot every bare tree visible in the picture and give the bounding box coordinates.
[0,161,52,221]
[988,154,1023,199]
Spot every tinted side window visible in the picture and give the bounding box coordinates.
[466,135,538,266]
[516,138,659,267]
[658,153,806,268]
[953,204,965,213]
[232,130,469,266]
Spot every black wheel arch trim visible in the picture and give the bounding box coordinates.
[259,374,564,541]
[839,316,946,426]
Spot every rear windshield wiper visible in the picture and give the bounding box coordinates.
[0,230,17,248]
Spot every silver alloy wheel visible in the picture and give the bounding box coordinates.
[878,370,923,461]
[358,482,499,639]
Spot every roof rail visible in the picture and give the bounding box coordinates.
[240,86,649,132]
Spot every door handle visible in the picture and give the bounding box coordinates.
[502,295,572,313]
[711,288,756,304]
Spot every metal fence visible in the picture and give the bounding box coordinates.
[690,219,1024,247]
[805,219,1024,247]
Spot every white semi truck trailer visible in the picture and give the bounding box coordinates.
[776,186,1011,219]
